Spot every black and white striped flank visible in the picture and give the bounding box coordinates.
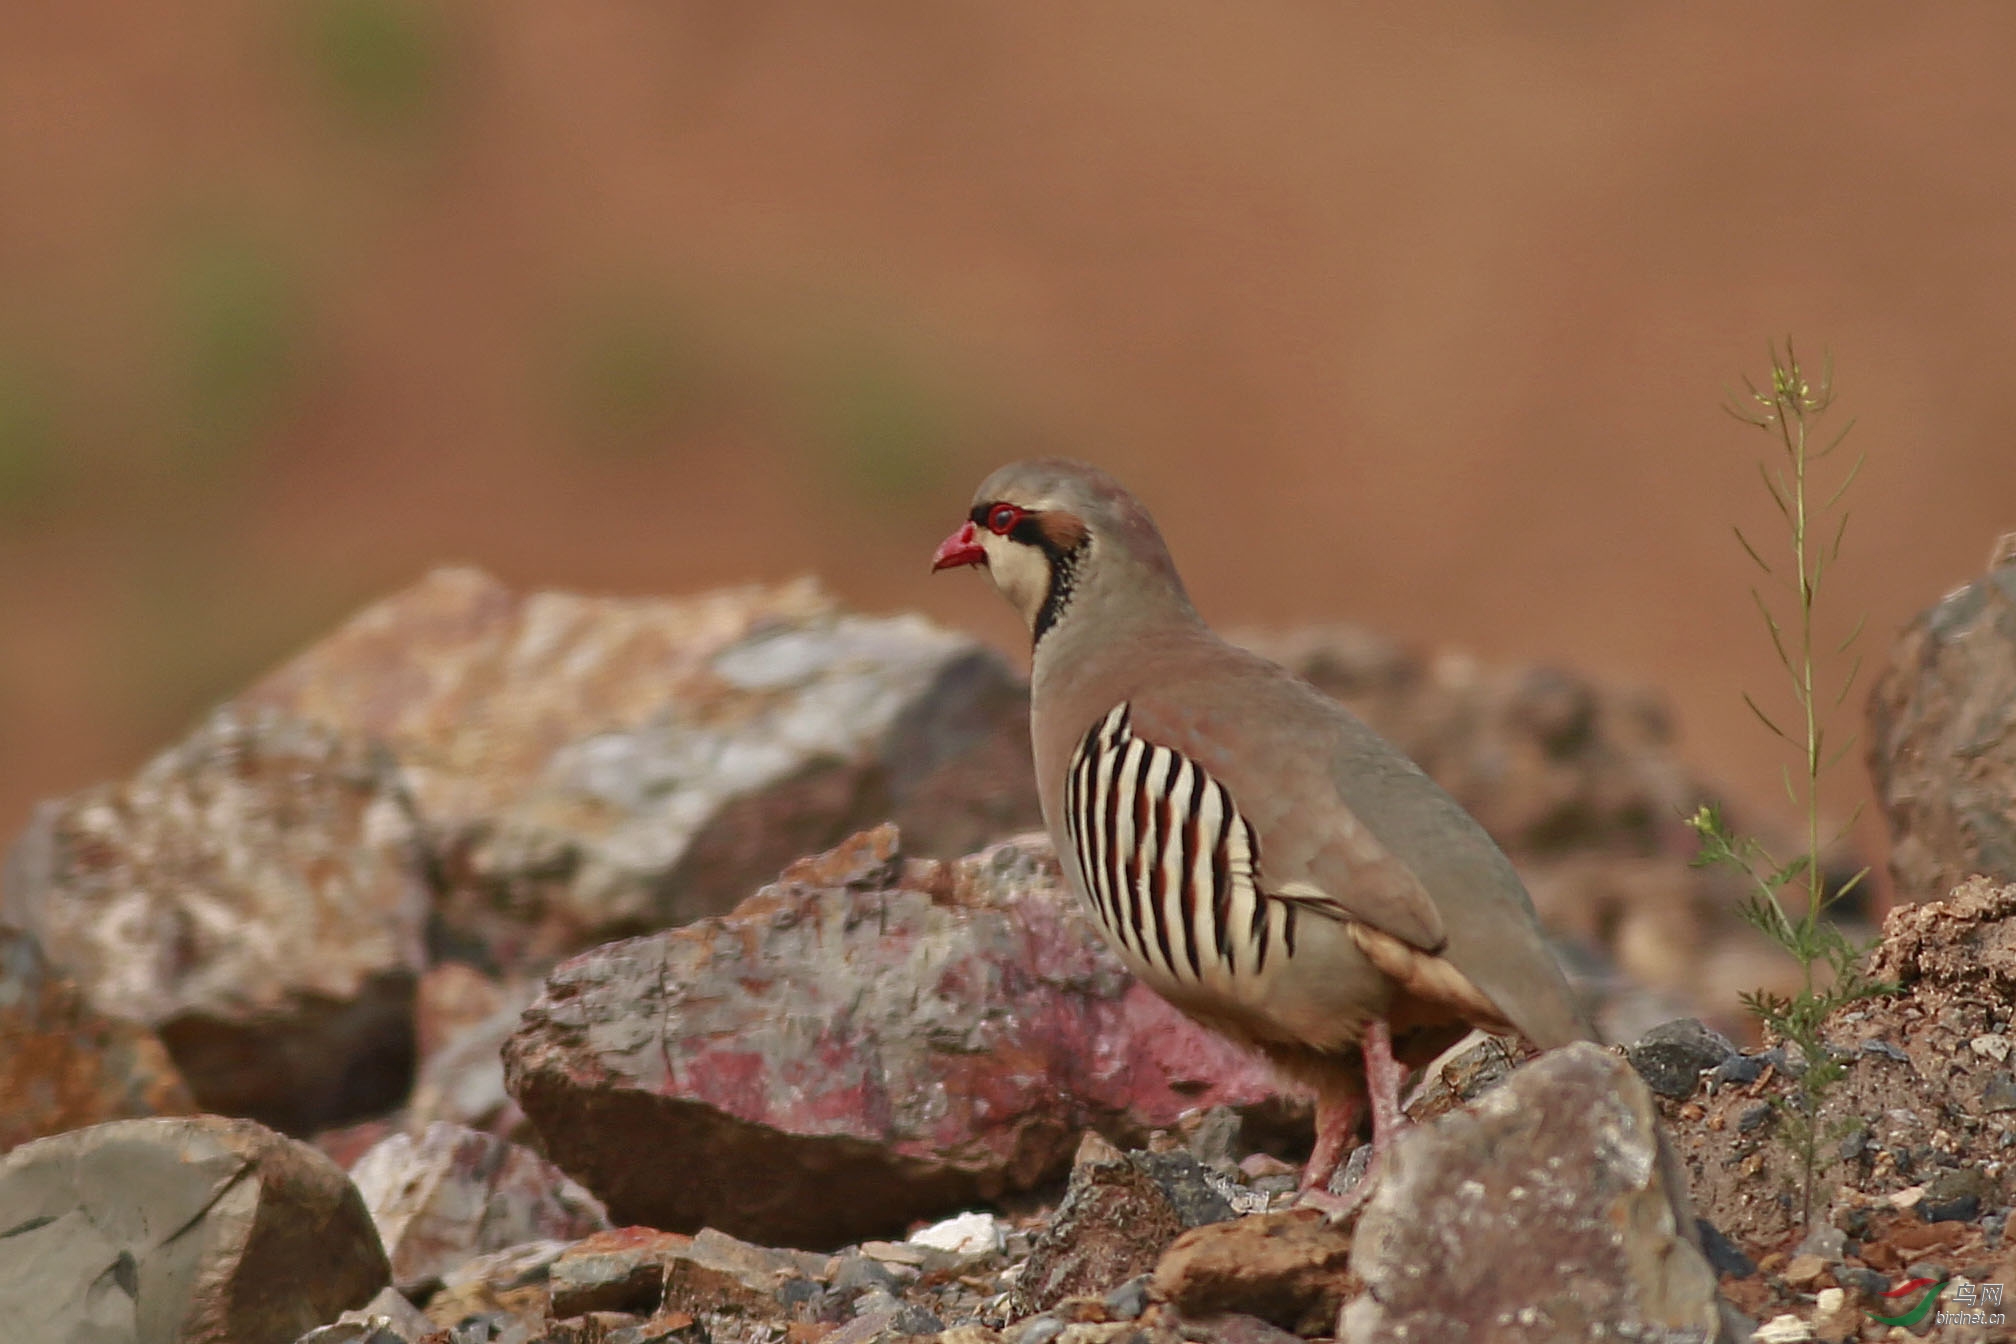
[1061,703,1299,991]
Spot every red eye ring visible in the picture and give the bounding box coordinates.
[986,504,1023,534]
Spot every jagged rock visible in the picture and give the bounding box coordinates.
[548,1227,693,1318]
[1667,878,2016,1251]
[1,708,430,1133]
[0,924,193,1152]
[421,1238,570,1332]
[657,1227,830,1320]
[237,567,1040,971]
[1868,874,2016,989]
[1628,1018,1740,1101]
[292,1287,431,1344]
[348,1122,608,1292]
[1152,1209,1357,1336]
[1340,1043,1720,1343]
[1014,1134,1188,1314]
[1868,547,2016,902]
[504,826,1279,1248]
[0,1115,389,1344]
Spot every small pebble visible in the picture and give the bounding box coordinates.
[1781,1253,1826,1287]
[1697,1220,1756,1279]
[1738,1102,1775,1134]
[1102,1276,1151,1321]
[1711,1055,1766,1090]
[1751,1313,1812,1343]
[910,1211,1005,1260]
[1793,1224,1844,1262]
[1015,1316,1066,1344]
[1861,1038,1910,1063]
[1973,1034,2013,1063]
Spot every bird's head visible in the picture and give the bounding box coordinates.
[932,457,1193,647]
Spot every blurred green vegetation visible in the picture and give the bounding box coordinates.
[802,338,963,505]
[162,228,311,471]
[563,285,715,453]
[0,356,65,525]
[299,0,446,134]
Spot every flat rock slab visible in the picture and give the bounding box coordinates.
[1341,1042,1719,1344]
[0,1115,389,1344]
[2,707,429,1133]
[0,926,193,1153]
[504,826,1281,1248]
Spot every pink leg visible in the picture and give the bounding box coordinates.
[1301,1090,1364,1192]
[1297,1020,1407,1220]
[1362,1017,1407,1164]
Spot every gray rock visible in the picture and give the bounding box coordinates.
[348,1122,609,1292]
[238,568,1041,971]
[2,708,430,1133]
[1628,1019,1738,1100]
[1014,1134,1186,1314]
[1129,1150,1236,1229]
[1868,548,2016,902]
[293,1287,431,1344]
[1340,1043,1720,1344]
[0,1115,389,1344]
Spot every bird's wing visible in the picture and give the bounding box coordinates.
[1122,686,1449,953]
[1123,656,1590,1050]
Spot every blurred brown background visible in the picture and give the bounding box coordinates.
[3,2,2012,873]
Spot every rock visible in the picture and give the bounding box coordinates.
[1869,875,2016,991]
[548,1227,693,1318]
[421,1238,570,1332]
[1695,1220,1755,1279]
[0,924,193,1153]
[407,987,537,1138]
[658,1228,829,1320]
[1175,1314,1308,1344]
[1,707,430,1133]
[1629,1018,1740,1100]
[909,1211,1005,1261]
[295,1286,432,1344]
[1014,1134,1187,1314]
[1867,547,2016,902]
[238,567,1040,971]
[1152,1209,1357,1336]
[348,1122,609,1292]
[1127,1150,1237,1229]
[1340,1043,1720,1343]
[0,1115,390,1344]
[504,828,1280,1247]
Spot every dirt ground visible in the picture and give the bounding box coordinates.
[5,4,2016,884]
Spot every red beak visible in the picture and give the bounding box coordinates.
[931,520,987,572]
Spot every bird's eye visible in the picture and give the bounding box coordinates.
[987,504,1022,534]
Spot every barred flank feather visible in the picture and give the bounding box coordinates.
[1062,703,1295,991]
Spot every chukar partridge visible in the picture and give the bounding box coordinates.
[931,459,1655,1207]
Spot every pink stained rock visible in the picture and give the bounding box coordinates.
[503,826,1283,1249]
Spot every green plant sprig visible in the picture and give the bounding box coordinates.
[1686,340,1887,1234]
